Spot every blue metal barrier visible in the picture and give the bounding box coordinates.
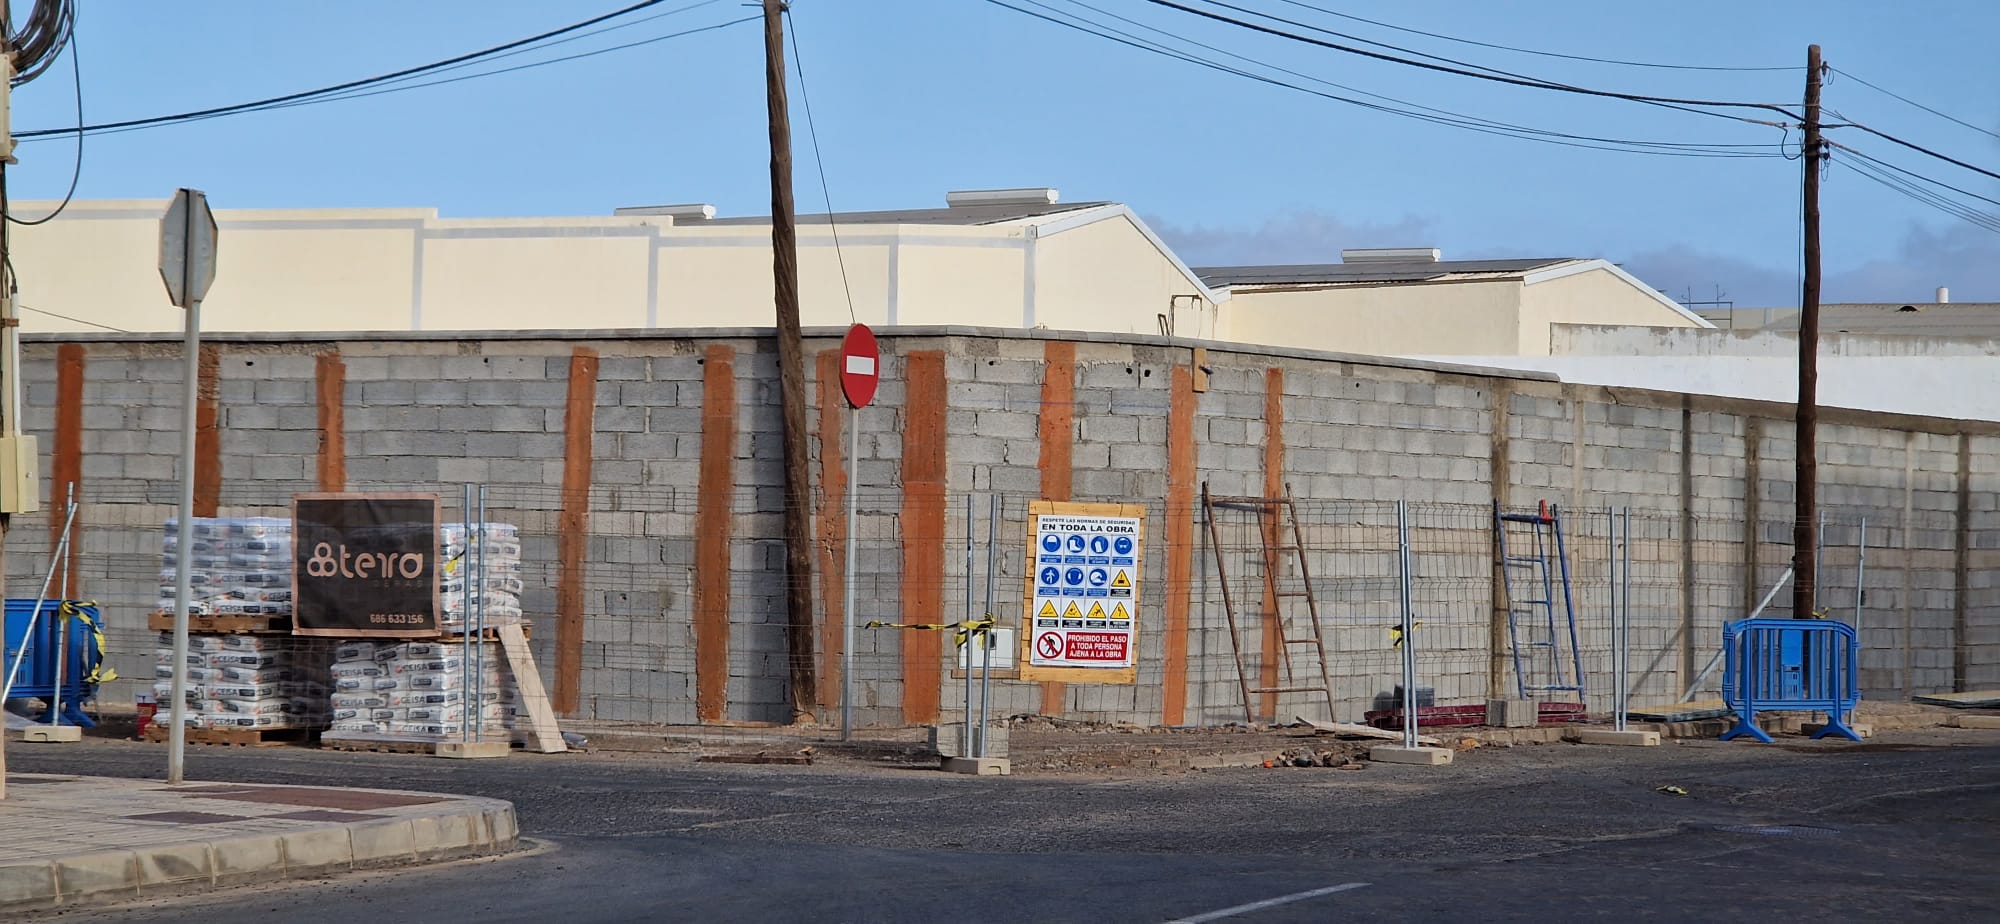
[4,599,108,727]
[1721,617,1862,743]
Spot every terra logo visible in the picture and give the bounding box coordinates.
[305,542,426,580]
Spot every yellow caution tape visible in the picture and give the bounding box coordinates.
[57,600,118,684]
[864,616,996,649]
[1388,621,1424,649]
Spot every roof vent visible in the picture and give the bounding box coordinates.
[1342,247,1441,264]
[946,187,1059,208]
[613,203,716,220]
[1897,305,1919,313]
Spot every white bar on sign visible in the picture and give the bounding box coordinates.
[844,356,876,376]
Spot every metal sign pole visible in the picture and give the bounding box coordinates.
[962,494,974,758]
[48,485,76,730]
[166,294,200,785]
[460,485,472,744]
[1618,508,1631,732]
[840,405,859,741]
[1854,518,1868,630]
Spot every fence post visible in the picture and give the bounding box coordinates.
[1397,501,1417,750]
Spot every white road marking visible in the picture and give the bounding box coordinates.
[1163,882,1370,923]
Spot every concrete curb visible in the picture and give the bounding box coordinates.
[0,799,516,913]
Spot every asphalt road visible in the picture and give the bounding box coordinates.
[10,730,2000,922]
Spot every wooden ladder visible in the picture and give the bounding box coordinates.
[1202,483,1337,724]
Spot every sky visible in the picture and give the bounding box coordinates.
[7,0,1997,309]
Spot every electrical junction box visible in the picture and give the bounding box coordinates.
[0,435,40,514]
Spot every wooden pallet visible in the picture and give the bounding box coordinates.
[147,612,290,634]
[318,733,522,756]
[142,724,319,748]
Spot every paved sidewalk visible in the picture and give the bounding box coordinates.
[0,773,516,914]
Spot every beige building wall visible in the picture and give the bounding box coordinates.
[1032,214,1210,337]
[1518,267,1702,354]
[1224,281,1526,355]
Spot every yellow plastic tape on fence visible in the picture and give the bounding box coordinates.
[863,617,996,649]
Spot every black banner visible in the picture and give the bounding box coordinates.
[292,493,441,637]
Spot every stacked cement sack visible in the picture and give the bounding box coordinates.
[158,517,293,616]
[150,633,330,730]
[328,640,514,740]
[440,523,525,631]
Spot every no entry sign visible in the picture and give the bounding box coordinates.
[840,323,879,409]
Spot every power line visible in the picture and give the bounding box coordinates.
[15,0,708,140]
[1044,0,1780,154]
[1841,155,2000,235]
[1827,140,2000,209]
[1829,67,2000,143]
[1140,0,1802,124]
[8,7,83,225]
[18,302,131,333]
[987,0,1781,159]
[1272,1,1796,72]
[784,7,857,325]
[1825,115,2000,183]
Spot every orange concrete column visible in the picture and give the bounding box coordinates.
[693,345,738,724]
[193,345,222,516]
[1162,365,1196,726]
[314,353,346,492]
[51,344,85,594]
[813,350,848,715]
[1257,368,1286,722]
[554,347,599,716]
[1036,341,1077,716]
[900,350,947,725]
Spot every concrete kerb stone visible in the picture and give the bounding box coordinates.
[0,779,519,914]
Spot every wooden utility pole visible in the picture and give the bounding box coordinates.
[764,0,817,720]
[1793,44,1824,620]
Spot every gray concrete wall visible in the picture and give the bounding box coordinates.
[9,326,1997,729]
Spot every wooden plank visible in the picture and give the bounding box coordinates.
[1162,365,1195,725]
[497,623,567,753]
[1913,690,2000,708]
[900,350,947,725]
[53,343,85,595]
[315,352,346,491]
[194,344,222,517]
[1295,716,1440,746]
[812,350,847,716]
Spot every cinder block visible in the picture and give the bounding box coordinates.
[1575,728,1662,747]
[1951,715,2000,729]
[1370,745,1453,766]
[941,757,1011,776]
[1801,722,1872,739]
[1485,699,1538,728]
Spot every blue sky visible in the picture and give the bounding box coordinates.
[9,0,1997,308]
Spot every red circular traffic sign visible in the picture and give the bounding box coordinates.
[840,323,879,409]
[1036,632,1064,660]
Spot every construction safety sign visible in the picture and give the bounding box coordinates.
[1023,502,1144,680]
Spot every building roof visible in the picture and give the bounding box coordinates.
[1193,257,1580,289]
[670,200,1113,227]
[1703,303,2000,338]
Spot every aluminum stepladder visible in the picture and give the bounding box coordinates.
[1203,483,1336,724]
[1494,500,1585,701]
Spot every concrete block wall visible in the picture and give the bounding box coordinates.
[11,327,1999,731]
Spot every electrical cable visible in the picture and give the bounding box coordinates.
[1272,0,1796,72]
[987,0,1781,159]
[9,9,83,226]
[1140,0,1802,124]
[4,0,74,85]
[1827,140,2000,210]
[1829,67,2000,143]
[785,8,857,325]
[1824,115,2000,183]
[18,303,130,333]
[15,0,699,139]
[1841,156,2000,234]
[1041,0,1780,155]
